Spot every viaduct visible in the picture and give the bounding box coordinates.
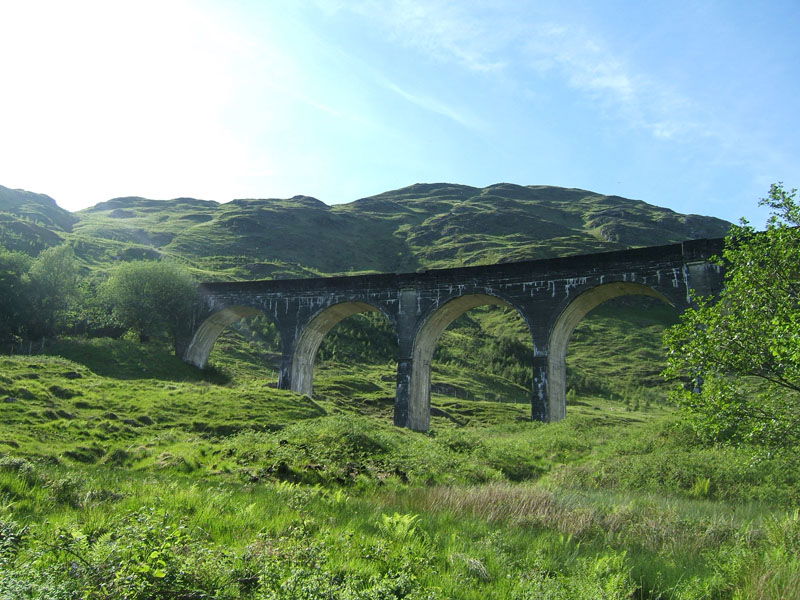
[177,237,725,431]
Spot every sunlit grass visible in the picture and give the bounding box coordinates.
[1,328,797,598]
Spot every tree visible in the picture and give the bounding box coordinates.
[663,184,800,451]
[103,260,197,351]
[0,249,32,344]
[26,244,80,338]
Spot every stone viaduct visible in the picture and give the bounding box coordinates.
[177,237,725,431]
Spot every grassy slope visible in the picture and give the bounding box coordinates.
[6,183,796,597]
[0,181,725,406]
[0,341,798,599]
[0,185,76,255]
[64,183,730,276]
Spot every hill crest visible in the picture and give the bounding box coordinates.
[0,182,731,278]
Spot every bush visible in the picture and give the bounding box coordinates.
[664,184,800,451]
[222,415,502,487]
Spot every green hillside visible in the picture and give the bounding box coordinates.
[0,185,76,255]
[1,183,798,598]
[0,181,730,414]
[1,339,797,599]
[0,182,729,275]
[62,182,730,277]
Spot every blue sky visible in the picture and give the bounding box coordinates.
[1,0,797,224]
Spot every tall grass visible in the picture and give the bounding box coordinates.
[0,335,798,598]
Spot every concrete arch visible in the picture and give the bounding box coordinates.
[290,301,393,396]
[407,292,529,431]
[183,305,264,369]
[547,282,674,421]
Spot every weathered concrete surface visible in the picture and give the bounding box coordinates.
[178,237,725,431]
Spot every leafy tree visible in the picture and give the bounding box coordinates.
[0,249,32,343]
[26,245,80,338]
[103,261,197,351]
[69,275,125,338]
[663,184,800,451]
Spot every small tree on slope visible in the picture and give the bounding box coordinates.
[103,260,197,352]
[663,184,800,451]
[26,245,80,338]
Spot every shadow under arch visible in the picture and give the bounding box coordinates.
[547,282,674,421]
[184,305,265,369]
[408,292,531,431]
[290,301,394,396]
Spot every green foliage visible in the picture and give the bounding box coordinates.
[61,183,732,275]
[379,512,421,539]
[0,245,82,342]
[220,415,502,487]
[545,418,800,505]
[2,460,796,599]
[569,297,678,400]
[318,312,398,365]
[102,260,197,349]
[432,308,534,392]
[0,339,797,598]
[664,184,800,450]
[0,249,32,343]
[45,336,221,380]
[26,245,80,338]
[6,183,798,597]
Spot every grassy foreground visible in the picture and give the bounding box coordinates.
[0,341,798,599]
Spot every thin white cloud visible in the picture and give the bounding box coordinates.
[319,1,689,136]
[381,80,486,131]
[317,0,509,72]
[523,24,694,140]
[324,0,798,216]
[321,0,785,180]
[516,22,795,201]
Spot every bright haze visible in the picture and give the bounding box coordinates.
[1,0,797,224]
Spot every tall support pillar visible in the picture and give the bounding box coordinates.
[531,354,550,422]
[276,322,299,392]
[530,321,565,423]
[277,352,293,390]
[394,289,420,429]
[406,356,431,431]
[394,358,412,427]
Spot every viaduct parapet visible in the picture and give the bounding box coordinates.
[178,237,725,431]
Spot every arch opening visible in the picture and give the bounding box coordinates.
[207,312,282,383]
[408,293,532,431]
[184,306,266,369]
[548,282,675,421]
[290,301,395,397]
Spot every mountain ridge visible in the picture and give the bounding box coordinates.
[0,182,731,279]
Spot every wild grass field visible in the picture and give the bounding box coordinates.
[4,178,795,598]
[1,300,798,599]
